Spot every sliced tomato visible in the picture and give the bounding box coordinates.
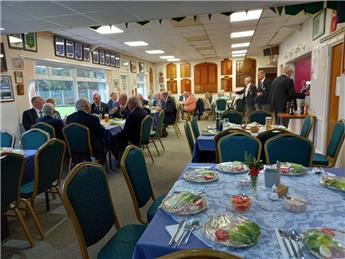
[320,228,336,237]
[194,199,205,209]
[215,229,229,241]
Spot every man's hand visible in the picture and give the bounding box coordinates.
[257,92,263,96]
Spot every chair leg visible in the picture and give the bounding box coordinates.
[21,198,44,239]
[14,208,35,247]
[158,136,165,150]
[55,186,62,201]
[151,138,160,156]
[68,158,72,172]
[145,145,154,163]
[177,124,181,135]
[45,192,50,211]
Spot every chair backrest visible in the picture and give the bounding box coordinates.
[174,103,180,124]
[140,115,153,145]
[216,98,227,111]
[216,132,261,163]
[62,162,119,258]
[63,123,93,157]
[326,119,345,161]
[184,121,194,155]
[249,111,273,125]
[156,110,165,137]
[32,122,56,138]
[1,130,15,148]
[120,145,154,223]
[265,133,314,166]
[21,128,50,150]
[256,129,287,163]
[221,110,243,124]
[157,248,242,259]
[191,116,200,139]
[300,115,314,138]
[1,152,24,212]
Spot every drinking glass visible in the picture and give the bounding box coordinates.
[265,117,272,130]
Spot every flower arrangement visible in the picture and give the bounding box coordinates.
[244,152,264,192]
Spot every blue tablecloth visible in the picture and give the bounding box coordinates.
[132,164,345,259]
[192,136,215,162]
[103,124,123,144]
[23,149,36,184]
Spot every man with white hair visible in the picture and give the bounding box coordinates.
[236,77,257,114]
[91,92,109,117]
[270,65,307,126]
[36,103,64,139]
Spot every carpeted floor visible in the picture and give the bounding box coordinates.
[1,120,211,259]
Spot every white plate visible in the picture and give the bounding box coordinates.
[216,161,249,174]
[161,192,207,215]
[183,169,218,183]
[320,175,345,193]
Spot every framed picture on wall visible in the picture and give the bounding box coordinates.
[130,60,137,73]
[0,76,15,102]
[313,9,325,40]
[74,42,83,61]
[120,59,129,72]
[0,43,7,72]
[54,36,65,57]
[139,62,145,73]
[14,71,23,84]
[7,34,24,49]
[110,54,116,67]
[83,45,90,61]
[23,32,37,52]
[66,40,75,59]
[92,49,99,64]
[115,54,120,68]
[99,49,105,65]
[105,52,111,66]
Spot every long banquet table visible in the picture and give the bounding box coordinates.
[132,164,345,259]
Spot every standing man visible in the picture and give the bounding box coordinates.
[270,65,307,127]
[91,92,109,117]
[255,70,272,112]
[179,91,188,102]
[22,96,45,130]
[157,91,177,137]
[236,77,257,114]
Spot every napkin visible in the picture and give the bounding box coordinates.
[165,220,192,243]
[275,229,299,259]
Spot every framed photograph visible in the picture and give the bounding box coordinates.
[115,54,120,68]
[120,75,129,90]
[83,45,90,62]
[313,9,325,40]
[23,32,37,52]
[99,49,105,65]
[14,71,23,84]
[1,43,7,72]
[74,42,83,61]
[65,40,75,59]
[54,36,65,57]
[113,78,119,91]
[7,34,24,49]
[92,49,99,64]
[11,57,24,70]
[105,52,111,66]
[0,76,15,102]
[110,54,116,67]
[130,60,137,73]
[139,62,145,73]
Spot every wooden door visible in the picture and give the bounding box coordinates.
[327,43,343,142]
[194,62,217,93]
[236,58,256,86]
[181,78,191,93]
[221,58,232,75]
[180,63,191,78]
[166,63,177,79]
[221,76,232,91]
[167,79,177,94]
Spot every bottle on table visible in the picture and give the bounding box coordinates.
[104,113,109,123]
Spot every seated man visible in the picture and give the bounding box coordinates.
[66,99,106,164]
[111,96,147,160]
[107,92,119,113]
[22,96,45,131]
[183,92,197,113]
[203,92,212,110]
[91,92,109,117]
[152,91,162,107]
[46,98,62,119]
[138,93,148,106]
[111,93,130,119]
[36,103,64,139]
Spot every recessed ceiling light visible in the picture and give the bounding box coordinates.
[0,28,5,31]
[231,30,255,38]
[231,42,250,48]
[90,25,123,34]
[232,53,246,57]
[167,58,180,62]
[145,50,165,54]
[232,49,247,54]
[124,41,148,47]
[160,55,175,59]
[8,35,23,44]
[230,9,262,22]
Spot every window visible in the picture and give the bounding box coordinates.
[137,75,146,97]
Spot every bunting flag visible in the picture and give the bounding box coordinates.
[193,15,198,22]
[277,6,284,16]
[137,21,150,26]
[125,23,128,29]
[221,12,233,16]
[159,19,162,24]
[172,17,186,22]
[270,7,277,14]
[208,14,212,20]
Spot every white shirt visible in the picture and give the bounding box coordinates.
[34,107,43,118]
[260,77,266,87]
[245,83,251,97]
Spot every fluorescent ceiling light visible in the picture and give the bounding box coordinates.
[91,25,123,34]
[145,50,165,54]
[124,41,148,47]
[8,35,23,43]
[0,54,4,58]
[232,54,246,57]
[167,58,180,62]
[124,62,128,65]
[231,30,255,38]
[230,9,262,22]
[232,49,247,54]
[160,55,175,59]
[0,28,5,31]
[231,42,250,48]
[56,41,64,45]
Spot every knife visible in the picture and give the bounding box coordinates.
[169,220,185,246]
[278,229,292,258]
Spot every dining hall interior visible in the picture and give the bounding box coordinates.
[1,1,345,259]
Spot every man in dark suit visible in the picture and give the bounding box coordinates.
[66,99,106,164]
[138,93,149,106]
[91,92,109,117]
[111,96,147,160]
[255,70,272,112]
[161,91,177,125]
[22,96,45,131]
[179,91,188,102]
[36,103,64,139]
[270,65,307,127]
[236,77,257,114]
[111,93,130,119]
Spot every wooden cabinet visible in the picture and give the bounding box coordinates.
[221,58,232,75]
[194,62,218,93]
[221,76,232,92]
[166,63,177,79]
[236,58,256,86]
[149,67,153,84]
[167,79,177,93]
[181,79,191,93]
[180,63,191,78]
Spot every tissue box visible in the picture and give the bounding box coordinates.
[276,184,288,197]
[284,197,307,213]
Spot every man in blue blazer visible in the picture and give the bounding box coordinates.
[22,96,45,131]
[36,103,64,139]
[91,92,109,118]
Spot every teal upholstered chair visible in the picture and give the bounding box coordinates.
[191,116,200,139]
[249,111,273,125]
[120,145,165,224]
[62,162,146,259]
[215,131,261,163]
[140,115,159,163]
[221,110,243,124]
[1,152,35,247]
[1,130,15,148]
[312,119,345,167]
[150,110,165,151]
[300,115,315,138]
[215,99,227,119]
[32,122,55,138]
[184,121,195,155]
[265,133,314,166]
[256,129,287,164]
[21,128,50,150]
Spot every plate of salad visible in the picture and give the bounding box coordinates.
[320,175,345,193]
[203,214,261,247]
[279,162,308,176]
[183,169,218,183]
[216,161,249,174]
[303,228,345,259]
[161,191,207,215]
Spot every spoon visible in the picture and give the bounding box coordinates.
[183,221,200,245]
[290,229,304,259]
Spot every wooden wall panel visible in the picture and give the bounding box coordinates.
[167,79,177,94]
[166,63,177,79]
[149,67,153,83]
[221,76,232,92]
[236,58,256,86]
[221,58,232,75]
[181,78,191,93]
[180,63,191,78]
[194,62,218,93]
